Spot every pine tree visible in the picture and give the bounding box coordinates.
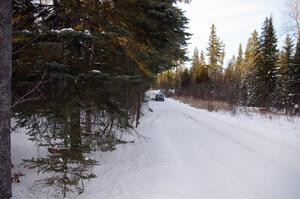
[207,24,224,81]
[244,31,260,73]
[273,35,294,109]
[191,48,208,84]
[219,41,226,70]
[181,68,191,88]
[224,56,236,84]
[12,0,190,196]
[175,65,185,89]
[157,70,177,90]
[231,44,244,104]
[224,56,238,104]
[196,50,209,84]
[200,50,206,66]
[257,17,278,107]
[242,30,260,106]
[235,44,244,81]
[289,35,300,105]
[191,47,200,68]
[191,47,200,82]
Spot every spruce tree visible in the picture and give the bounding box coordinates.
[175,65,185,90]
[207,24,223,81]
[242,30,260,106]
[196,50,209,84]
[224,56,238,104]
[200,50,206,66]
[289,35,300,105]
[257,17,278,107]
[181,68,191,88]
[273,35,294,109]
[219,41,226,70]
[191,47,200,82]
[12,0,190,196]
[225,56,236,85]
[191,48,208,84]
[233,44,244,104]
[235,44,244,81]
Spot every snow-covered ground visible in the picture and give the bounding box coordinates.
[12,93,300,199]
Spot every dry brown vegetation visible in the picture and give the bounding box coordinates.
[171,95,299,121]
[172,96,235,112]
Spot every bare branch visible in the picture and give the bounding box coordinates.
[11,71,51,108]
[13,35,40,55]
[284,0,300,38]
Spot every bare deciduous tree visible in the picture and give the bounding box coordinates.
[0,0,12,198]
[285,0,300,38]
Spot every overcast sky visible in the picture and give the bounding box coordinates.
[178,0,289,67]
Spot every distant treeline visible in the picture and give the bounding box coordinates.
[157,17,300,112]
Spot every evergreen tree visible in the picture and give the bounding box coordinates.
[219,41,226,70]
[174,65,185,90]
[224,56,238,104]
[12,0,190,196]
[289,35,300,105]
[207,24,224,81]
[200,50,206,66]
[273,35,294,109]
[191,47,200,82]
[198,50,209,84]
[224,56,236,84]
[242,30,260,106]
[235,44,244,81]
[257,17,278,107]
[233,44,244,104]
[181,68,191,88]
[191,47,200,68]
[157,70,176,90]
[191,48,208,84]
[244,31,260,73]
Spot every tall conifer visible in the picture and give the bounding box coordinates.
[257,17,278,107]
[289,36,300,104]
[207,24,224,81]
[242,30,260,106]
[273,35,294,108]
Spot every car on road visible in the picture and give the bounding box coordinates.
[155,94,165,101]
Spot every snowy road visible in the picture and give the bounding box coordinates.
[80,97,300,199]
[13,96,300,199]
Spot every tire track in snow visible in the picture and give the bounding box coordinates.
[168,100,300,154]
[157,109,267,199]
[164,100,300,184]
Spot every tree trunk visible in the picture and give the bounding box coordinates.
[85,110,91,134]
[135,89,143,128]
[0,0,12,198]
[70,107,82,159]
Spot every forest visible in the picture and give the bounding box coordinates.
[1,0,300,198]
[157,18,300,114]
